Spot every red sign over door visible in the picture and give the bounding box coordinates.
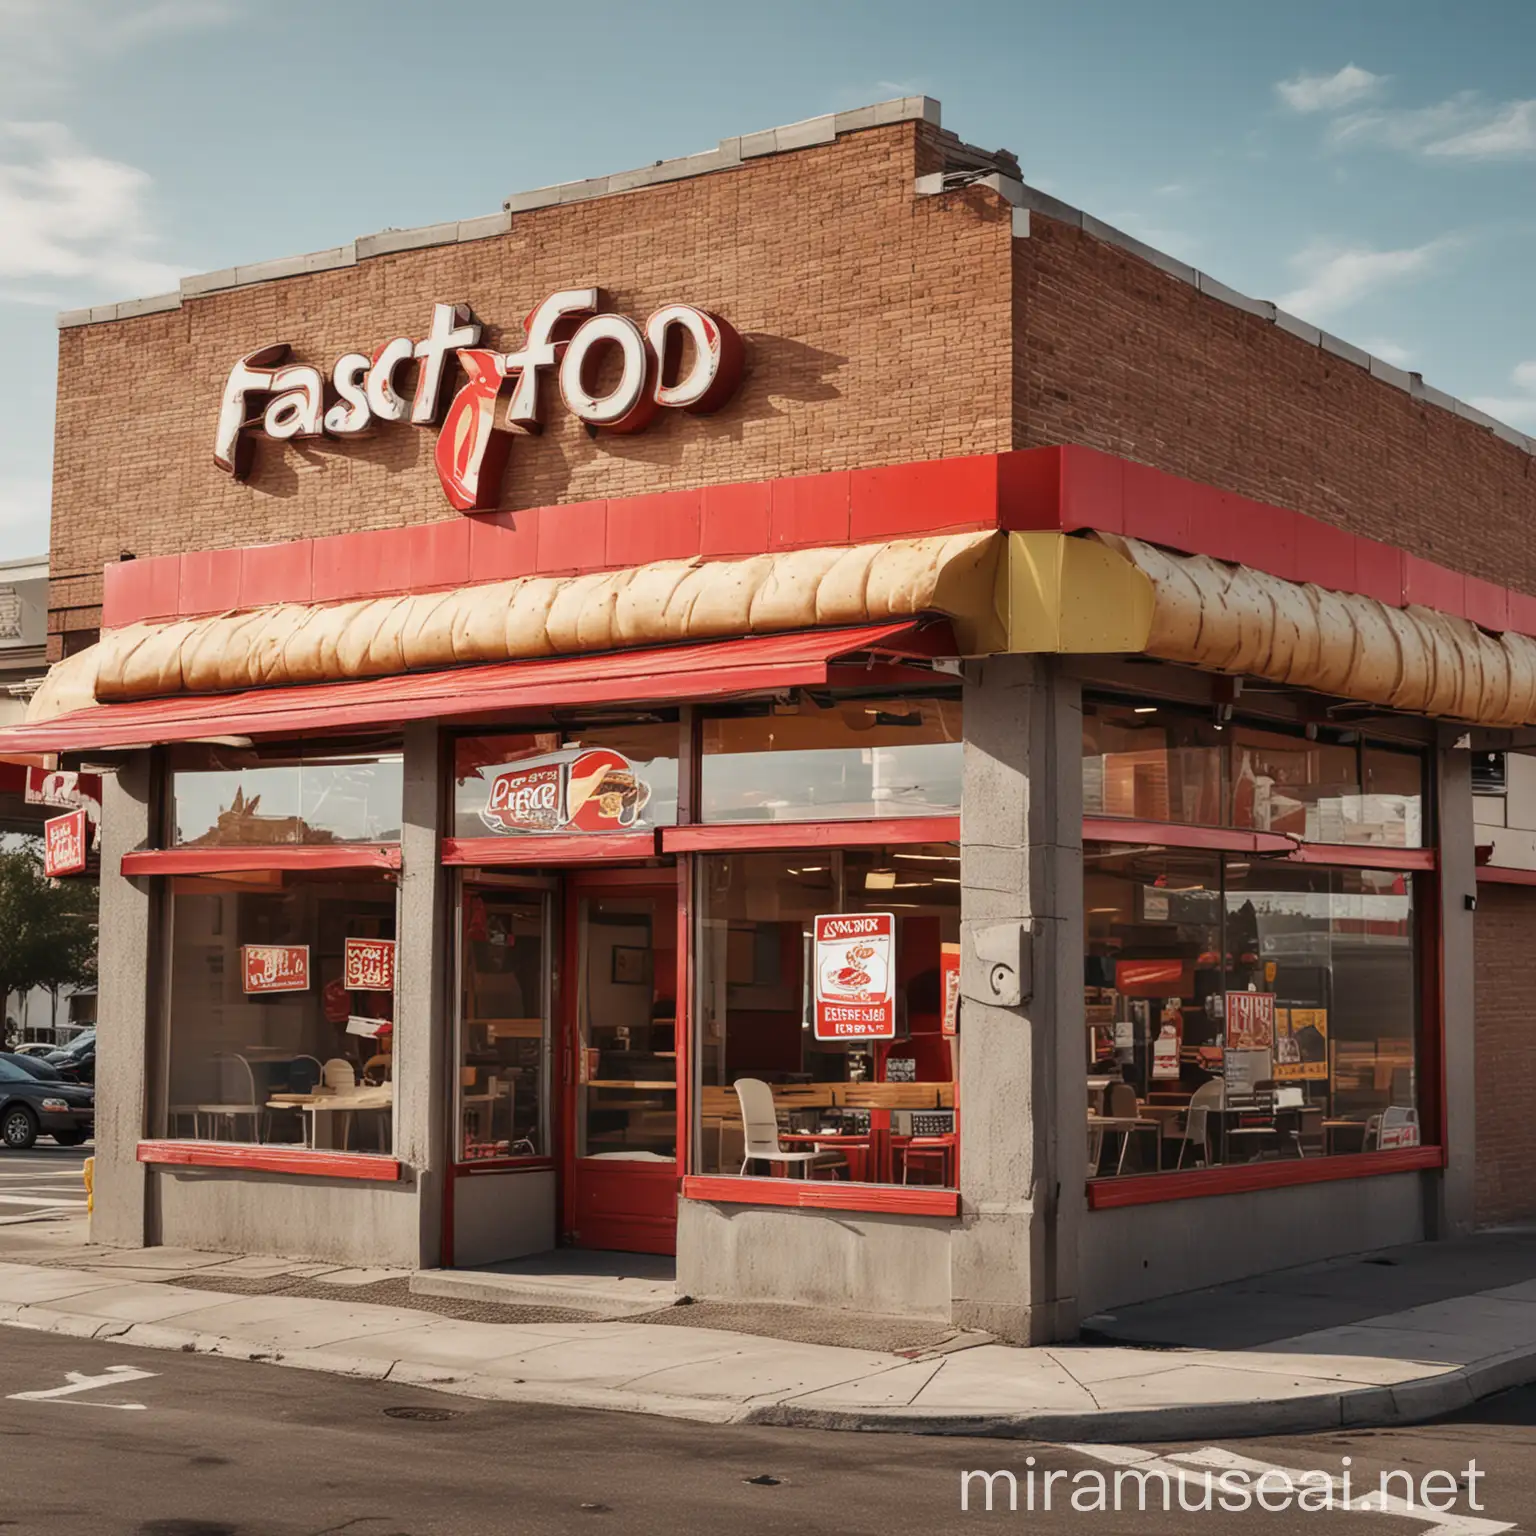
[813,912,896,1041]
[343,937,396,992]
[43,811,88,877]
[242,945,310,994]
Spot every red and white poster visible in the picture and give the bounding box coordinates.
[1378,1121,1421,1150]
[343,937,396,992]
[43,810,88,877]
[1225,991,1276,1050]
[479,749,650,835]
[242,945,310,994]
[1151,999,1184,1080]
[940,942,960,1038]
[813,913,896,1041]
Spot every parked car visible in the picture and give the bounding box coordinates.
[0,1052,63,1081]
[44,1029,95,1085]
[0,1058,93,1149]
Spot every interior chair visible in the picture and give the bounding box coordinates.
[1161,1078,1222,1170]
[203,1053,264,1143]
[734,1078,846,1179]
[1105,1081,1154,1176]
[288,1055,323,1094]
[322,1057,357,1090]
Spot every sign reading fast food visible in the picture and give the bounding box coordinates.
[242,944,310,995]
[813,912,896,1041]
[43,810,88,878]
[214,291,743,513]
[479,748,651,835]
[343,937,396,993]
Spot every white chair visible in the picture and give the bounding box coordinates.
[734,1078,846,1179]
[198,1054,264,1142]
[322,1058,356,1090]
[1162,1078,1223,1170]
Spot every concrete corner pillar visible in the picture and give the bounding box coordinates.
[951,655,1084,1343]
[91,752,153,1247]
[396,721,449,1265]
[1431,732,1477,1237]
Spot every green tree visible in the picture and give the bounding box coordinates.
[0,843,98,1046]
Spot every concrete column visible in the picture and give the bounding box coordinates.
[395,721,449,1265]
[951,655,1084,1343]
[90,752,153,1247]
[1430,732,1477,1237]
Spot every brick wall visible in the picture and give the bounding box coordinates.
[1474,882,1536,1225]
[1013,216,1536,596]
[47,122,1015,652]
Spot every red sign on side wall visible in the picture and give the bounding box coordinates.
[43,811,87,877]
[242,945,310,995]
[813,913,896,1041]
[343,937,396,992]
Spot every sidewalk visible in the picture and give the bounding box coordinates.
[3,1217,1536,1441]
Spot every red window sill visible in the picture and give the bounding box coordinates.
[1083,817,1435,870]
[123,845,401,875]
[442,833,658,866]
[1085,1145,1444,1209]
[137,1140,401,1182]
[451,1157,557,1176]
[682,1174,958,1217]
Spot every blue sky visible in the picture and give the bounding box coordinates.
[1,0,1533,560]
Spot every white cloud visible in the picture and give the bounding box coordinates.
[1358,337,1413,368]
[1331,92,1536,161]
[1470,361,1536,432]
[1277,237,1454,323]
[0,121,182,300]
[1276,64,1385,114]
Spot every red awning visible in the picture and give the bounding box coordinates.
[0,621,949,754]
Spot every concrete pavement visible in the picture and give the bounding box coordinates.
[6,1221,1536,1439]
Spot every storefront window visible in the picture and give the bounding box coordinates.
[457,887,550,1160]
[163,870,397,1152]
[695,843,959,1186]
[1082,702,1225,826]
[171,748,402,846]
[1085,843,1420,1179]
[700,694,962,822]
[1083,699,1426,847]
[453,722,678,838]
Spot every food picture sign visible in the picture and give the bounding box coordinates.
[479,749,650,836]
[43,811,88,878]
[813,913,896,1041]
[214,291,743,513]
[1225,991,1276,1050]
[242,945,310,995]
[343,937,396,993]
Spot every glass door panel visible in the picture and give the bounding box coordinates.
[575,892,677,1163]
[458,887,551,1160]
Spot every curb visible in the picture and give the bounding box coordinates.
[5,1299,1535,1442]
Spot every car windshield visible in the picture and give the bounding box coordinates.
[56,1034,94,1057]
[0,1060,31,1082]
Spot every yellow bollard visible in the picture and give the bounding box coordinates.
[82,1156,93,1215]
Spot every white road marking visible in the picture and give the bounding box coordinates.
[0,1195,86,1207]
[1069,1443,1515,1535]
[8,1365,156,1411]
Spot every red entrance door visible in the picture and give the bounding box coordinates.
[560,877,680,1253]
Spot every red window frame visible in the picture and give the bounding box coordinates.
[1081,810,1442,1207]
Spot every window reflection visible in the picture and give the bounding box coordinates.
[172,752,402,846]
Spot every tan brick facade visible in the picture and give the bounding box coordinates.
[1474,882,1536,1226]
[48,121,1014,651]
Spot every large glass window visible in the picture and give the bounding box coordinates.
[1083,699,1426,847]
[171,747,402,846]
[453,722,678,838]
[695,844,959,1186]
[457,886,551,1161]
[700,694,962,822]
[1085,843,1420,1180]
[163,870,397,1153]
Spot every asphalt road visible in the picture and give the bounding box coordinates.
[0,1142,90,1226]
[0,1327,1531,1535]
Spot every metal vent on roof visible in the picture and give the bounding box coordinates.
[1472,751,1508,795]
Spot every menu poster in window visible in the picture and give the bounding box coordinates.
[941,942,960,1037]
[1225,991,1276,1050]
[1378,1118,1421,1149]
[1275,1006,1329,1081]
[1223,1048,1271,1095]
[813,913,896,1040]
[242,944,310,994]
[42,810,88,877]
[343,937,396,993]
[1151,998,1183,1080]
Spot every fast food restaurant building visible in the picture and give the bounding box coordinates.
[12,96,1536,1342]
